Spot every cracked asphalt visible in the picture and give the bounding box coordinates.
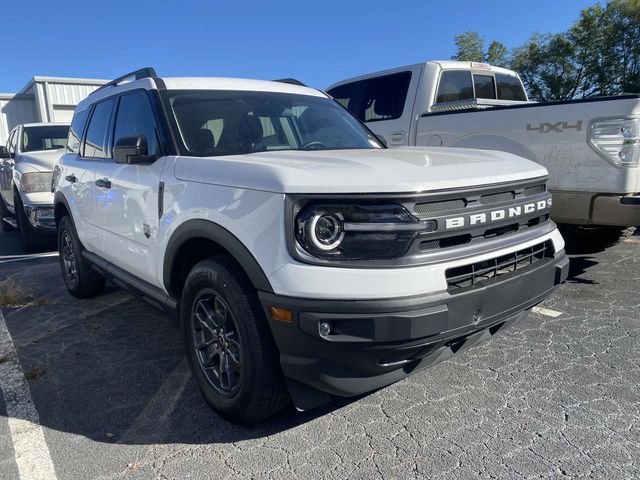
[0,227,639,479]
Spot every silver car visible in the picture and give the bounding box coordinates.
[0,122,69,251]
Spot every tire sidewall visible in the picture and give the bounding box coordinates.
[181,261,262,417]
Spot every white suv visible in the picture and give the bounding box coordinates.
[52,68,568,424]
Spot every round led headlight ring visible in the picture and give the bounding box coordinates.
[308,212,345,251]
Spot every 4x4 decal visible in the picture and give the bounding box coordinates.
[526,121,583,133]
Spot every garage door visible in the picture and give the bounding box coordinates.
[52,105,76,123]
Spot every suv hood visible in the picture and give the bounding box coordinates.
[174,147,548,194]
[16,149,64,173]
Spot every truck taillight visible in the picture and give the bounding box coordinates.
[589,117,640,166]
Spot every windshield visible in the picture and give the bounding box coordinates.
[21,125,69,153]
[165,90,383,157]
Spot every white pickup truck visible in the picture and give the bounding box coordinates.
[328,61,640,234]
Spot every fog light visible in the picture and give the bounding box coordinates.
[319,321,332,337]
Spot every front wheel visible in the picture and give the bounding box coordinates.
[58,216,106,298]
[14,193,44,251]
[181,256,289,424]
[0,194,15,232]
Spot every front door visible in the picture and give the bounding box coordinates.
[91,90,167,284]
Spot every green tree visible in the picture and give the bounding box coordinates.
[509,33,584,101]
[453,31,485,63]
[453,31,509,66]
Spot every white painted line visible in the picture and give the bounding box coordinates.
[0,310,57,480]
[532,306,563,318]
[0,252,58,265]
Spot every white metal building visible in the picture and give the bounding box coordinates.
[0,76,108,146]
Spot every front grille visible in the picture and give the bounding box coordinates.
[414,198,466,214]
[445,241,553,292]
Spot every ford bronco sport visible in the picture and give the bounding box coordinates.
[52,68,568,424]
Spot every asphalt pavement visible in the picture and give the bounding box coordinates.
[0,226,638,479]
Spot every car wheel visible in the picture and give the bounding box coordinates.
[58,216,106,298]
[0,195,15,231]
[181,256,290,424]
[14,192,43,251]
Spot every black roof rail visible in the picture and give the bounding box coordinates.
[273,78,307,87]
[91,67,158,95]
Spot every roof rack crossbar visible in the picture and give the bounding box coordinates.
[273,78,307,87]
[91,67,157,95]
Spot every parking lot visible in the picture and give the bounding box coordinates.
[0,227,638,479]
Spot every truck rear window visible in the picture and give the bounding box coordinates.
[496,74,527,101]
[473,74,496,99]
[435,71,474,103]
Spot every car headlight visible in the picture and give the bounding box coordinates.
[294,202,435,260]
[20,172,54,193]
[589,117,640,166]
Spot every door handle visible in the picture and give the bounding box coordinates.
[390,131,406,143]
[65,174,77,183]
[95,178,111,189]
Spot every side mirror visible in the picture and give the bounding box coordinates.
[0,146,9,159]
[113,135,151,164]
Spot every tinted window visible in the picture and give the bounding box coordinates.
[167,90,382,157]
[22,125,69,152]
[83,98,115,158]
[328,71,411,123]
[496,73,527,101]
[473,74,496,99]
[67,109,89,154]
[436,71,474,103]
[327,81,361,112]
[113,91,161,157]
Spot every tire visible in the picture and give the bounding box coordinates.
[14,192,45,251]
[57,216,106,298]
[181,256,290,424]
[0,194,14,232]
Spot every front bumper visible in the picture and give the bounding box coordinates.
[23,204,55,230]
[260,250,569,409]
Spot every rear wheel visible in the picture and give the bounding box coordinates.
[181,256,289,424]
[0,195,14,232]
[58,216,106,298]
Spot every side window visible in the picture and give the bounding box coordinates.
[435,71,474,103]
[83,98,116,158]
[360,72,411,122]
[327,81,363,113]
[473,74,496,99]
[6,130,15,156]
[67,108,89,154]
[113,91,161,157]
[496,74,527,101]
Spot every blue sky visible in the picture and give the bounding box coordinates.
[3,0,596,93]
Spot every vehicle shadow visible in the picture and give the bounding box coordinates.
[0,262,355,445]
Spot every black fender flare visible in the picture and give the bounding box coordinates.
[53,191,74,227]
[163,219,274,296]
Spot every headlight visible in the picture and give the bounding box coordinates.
[589,117,640,166]
[295,202,435,260]
[20,172,53,193]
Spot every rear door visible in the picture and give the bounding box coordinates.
[328,68,421,146]
[90,89,167,284]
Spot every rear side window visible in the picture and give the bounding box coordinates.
[67,109,89,154]
[328,71,412,123]
[496,74,527,101]
[473,74,496,99]
[113,91,161,157]
[83,98,116,158]
[436,71,473,103]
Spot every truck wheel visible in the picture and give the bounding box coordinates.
[181,256,290,424]
[0,195,15,231]
[57,216,106,298]
[14,192,42,251]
